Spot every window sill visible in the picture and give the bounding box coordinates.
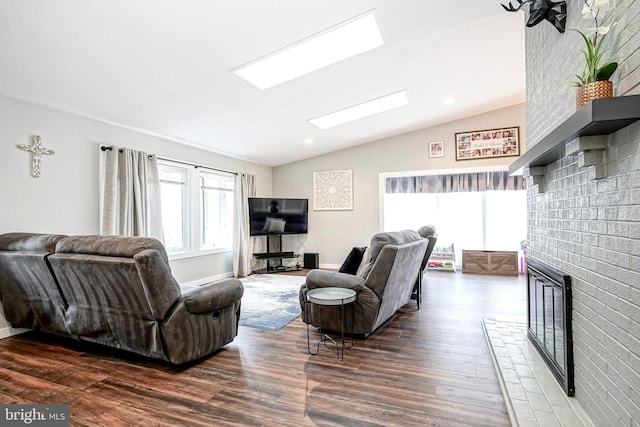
[168,247,231,261]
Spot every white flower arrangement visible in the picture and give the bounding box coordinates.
[572,0,619,87]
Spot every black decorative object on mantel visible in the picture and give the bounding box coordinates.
[501,0,567,34]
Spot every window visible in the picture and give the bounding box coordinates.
[383,190,526,268]
[158,161,235,255]
[159,164,188,252]
[200,172,234,250]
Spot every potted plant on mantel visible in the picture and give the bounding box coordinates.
[572,0,619,110]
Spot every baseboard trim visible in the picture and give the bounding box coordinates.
[0,326,30,340]
[181,272,234,287]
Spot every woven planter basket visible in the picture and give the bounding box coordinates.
[576,80,613,110]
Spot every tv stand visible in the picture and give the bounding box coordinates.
[252,235,302,274]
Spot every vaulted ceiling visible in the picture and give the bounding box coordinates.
[0,0,525,166]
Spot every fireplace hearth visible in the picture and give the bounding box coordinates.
[527,258,574,396]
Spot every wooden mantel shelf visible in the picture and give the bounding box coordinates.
[509,95,640,175]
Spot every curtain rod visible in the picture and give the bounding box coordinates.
[100,145,238,176]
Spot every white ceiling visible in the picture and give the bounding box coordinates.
[0,0,525,167]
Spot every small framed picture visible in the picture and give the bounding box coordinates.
[429,141,444,158]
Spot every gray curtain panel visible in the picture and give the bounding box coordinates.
[385,171,524,194]
[101,147,163,241]
[232,173,256,277]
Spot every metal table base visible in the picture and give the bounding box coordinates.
[305,287,356,361]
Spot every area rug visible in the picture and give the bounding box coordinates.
[239,274,305,330]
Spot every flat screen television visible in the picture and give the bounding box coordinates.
[248,198,308,236]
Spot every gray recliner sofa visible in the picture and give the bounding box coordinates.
[413,225,438,308]
[299,230,427,336]
[0,232,243,364]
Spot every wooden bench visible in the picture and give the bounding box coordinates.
[461,250,519,276]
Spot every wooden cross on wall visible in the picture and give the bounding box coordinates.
[17,135,54,177]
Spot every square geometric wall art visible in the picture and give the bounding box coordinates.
[313,169,353,211]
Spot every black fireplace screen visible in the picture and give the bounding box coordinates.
[527,258,575,396]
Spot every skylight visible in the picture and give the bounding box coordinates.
[232,11,383,90]
[308,90,410,130]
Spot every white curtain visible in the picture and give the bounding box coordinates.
[232,173,256,277]
[101,147,164,241]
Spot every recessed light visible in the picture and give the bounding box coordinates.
[444,97,455,105]
[231,11,384,90]
[308,90,409,130]
[304,138,313,145]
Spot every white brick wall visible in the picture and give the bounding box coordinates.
[526,1,640,426]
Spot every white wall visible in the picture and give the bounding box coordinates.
[0,95,272,332]
[272,103,526,267]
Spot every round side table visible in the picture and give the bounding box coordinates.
[306,287,356,360]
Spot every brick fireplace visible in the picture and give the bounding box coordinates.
[519,1,640,426]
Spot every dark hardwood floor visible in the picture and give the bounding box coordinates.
[0,271,526,426]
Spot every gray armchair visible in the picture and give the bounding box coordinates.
[299,230,427,336]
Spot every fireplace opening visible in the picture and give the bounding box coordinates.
[527,258,575,396]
